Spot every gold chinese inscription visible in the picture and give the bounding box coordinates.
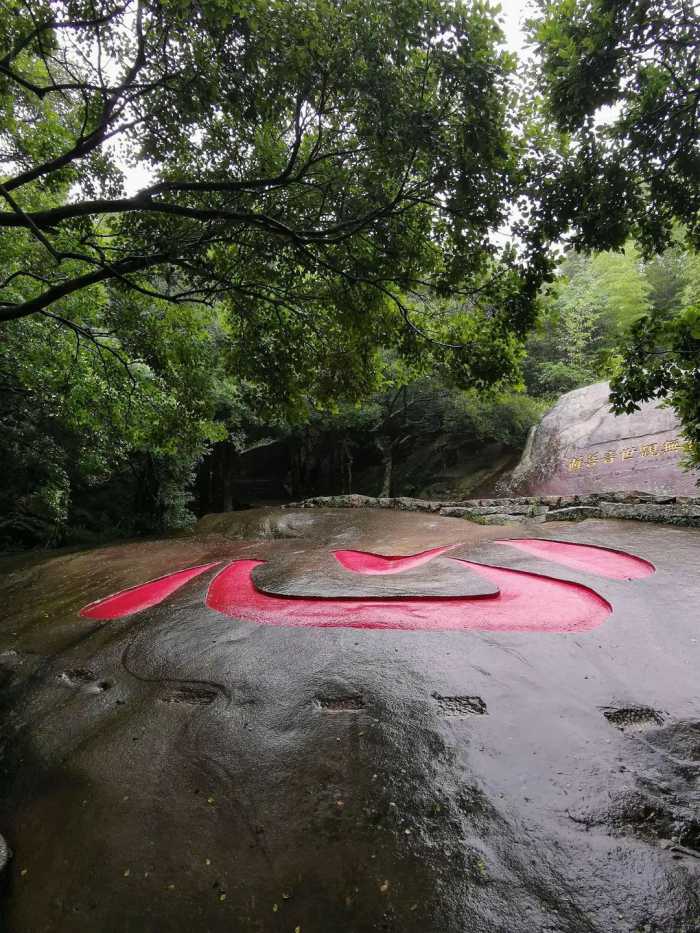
[566,437,690,472]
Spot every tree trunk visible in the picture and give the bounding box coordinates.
[194,456,212,515]
[222,444,235,512]
[342,437,353,494]
[376,436,393,498]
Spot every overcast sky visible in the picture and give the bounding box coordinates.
[498,0,532,56]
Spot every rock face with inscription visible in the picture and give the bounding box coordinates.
[508,381,698,496]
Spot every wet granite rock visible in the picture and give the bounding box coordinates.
[507,381,699,497]
[0,507,699,932]
[252,550,499,598]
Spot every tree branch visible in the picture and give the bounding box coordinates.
[0,254,164,323]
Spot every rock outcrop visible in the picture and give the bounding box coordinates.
[1,508,699,932]
[506,381,698,496]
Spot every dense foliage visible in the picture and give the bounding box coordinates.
[530,0,699,253]
[530,0,700,470]
[0,293,228,545]
[0,0,558,545]
[609,250,700,471]
[524,247,650,395]
[2,0,699,547]
[280,380,547,502]
[0,0,546,337]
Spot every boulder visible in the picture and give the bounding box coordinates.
[508,381,698,496]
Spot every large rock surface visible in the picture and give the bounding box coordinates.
[509,381,699,496]
[0,507,698,932]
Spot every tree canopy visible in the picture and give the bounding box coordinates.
[530,0,700,254]
[0,0,545,348]
[2,0,700,548]
[523,246,651,396]
[530,0,700,472]
[1,0,558,544]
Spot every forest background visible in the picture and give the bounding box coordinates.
[1,0,698,548]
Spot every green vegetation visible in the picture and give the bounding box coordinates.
[1,0,699,547]
[524,247,651,396]
[0,0,551,545]
[530,0,700,471]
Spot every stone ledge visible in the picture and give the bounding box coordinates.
[285,492,700,527]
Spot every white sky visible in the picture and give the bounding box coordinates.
[497,0,532,57]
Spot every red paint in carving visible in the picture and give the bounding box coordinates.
[499,539,655,580]
[333,545,457,575]
[80,562,221,620]
[205,558,611,632]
